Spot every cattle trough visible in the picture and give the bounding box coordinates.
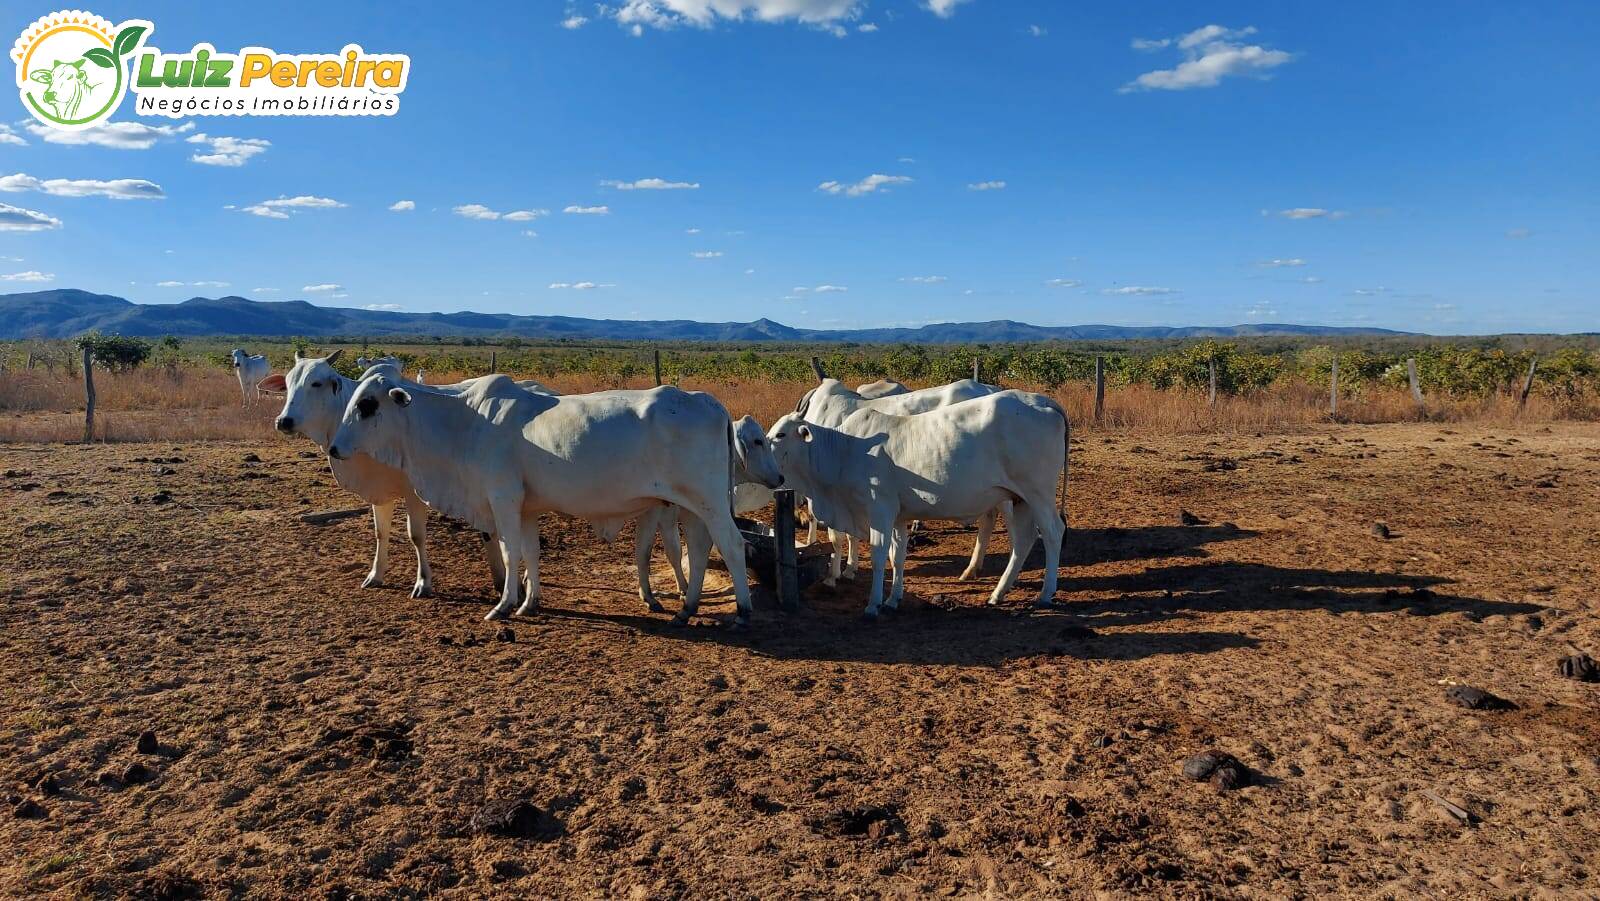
[736,515,832,595]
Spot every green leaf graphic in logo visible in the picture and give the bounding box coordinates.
[24,23,151,126]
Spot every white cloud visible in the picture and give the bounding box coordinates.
[453,203,546,221]
[967,180,1006,191]
[252,287,279,293]
[389,200,416,211]
[1121,24,1291,93]
[191,280,230,288]
[23,120,193,149]
[1103,286,1177,295]
[925,0,971,18]
[818,173,911,197]
[240,205,289,219]
[364,303,405,311]
[0,270,53,282]
[549,281,612,290]
[690,250,723,258]
[236,195,345,219]
[901,275,947,283]
[744,268,755,275]
[1279,207,1344,220]
[187,133,271,166]
[0,125,25,146]
[1131,37,1170,51]
[562,14,589,28]
[685,227,702,234]
[602,177,700,190]
[155,280,185,287]
[607,0,869,34]
[1046,278,1082,288]
[1245,302,1277,318]
[1027,24,1046,37]
[858,23,878,32]
[0,203,62,231]
[303,283,343,293]
[563,205,610,215]
[1352,287,1389,296]
[813,284,848,293]
[1506,227,1533,239]
[0,173,164,200]
[1258,258,1307,267]
[521,229,538,238]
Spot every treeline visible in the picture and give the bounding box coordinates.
[4,336,1598,402]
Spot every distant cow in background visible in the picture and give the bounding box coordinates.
[356,355,400,372]
[230,349,270,405]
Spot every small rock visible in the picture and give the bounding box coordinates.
[96,769,121,788]
[1210,762,1251,791]
[1179,510,1205,527]
[707,675,730,691]
[617,777,647,802]
[150,491,172,505]
[1371,522,1391,539]
[1444,685,1516,711]
[468,798,563,840]
[136,730,160,754]
[121,761,154,784]
[32,772,60,796]
[155,466,177,476]
[1556,654,1598,683]
[13,797,46,819]
[1181,749,1238,781]
[495,627,515,643]
[242,453,261,463]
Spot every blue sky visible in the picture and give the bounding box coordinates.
[2,1,1596,334]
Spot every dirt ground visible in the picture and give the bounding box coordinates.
[2,421,1598,899]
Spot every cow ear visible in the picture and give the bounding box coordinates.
[29,69,50,83]
[798,424,814,443]
[325,349,343,365]
[258,374,287,394]
[389,387,412,407]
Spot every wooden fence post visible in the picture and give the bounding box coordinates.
[1207,357,1217,406]
[1519,357,1538,408]
[810,356,827,382]
[972,357,981,382]
[26,352,35,370]
[1093,356,1106,423]
[1406,358,1424,408]
[81,344,96,444]
[654,348,662,386]
[774,488,799,612]
[1329,358,1339,416]
[489,350,497,374]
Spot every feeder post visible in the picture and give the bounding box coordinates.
[774,488,799,612]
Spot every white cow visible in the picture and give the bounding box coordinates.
[273,351,554,598]
[328,376,778,628]
[855,378,910,399]
[230,349,271,405]
[768,390,1069,618]
[795,378,1007,581]
[635,414,784,612]
[356,355,400,371]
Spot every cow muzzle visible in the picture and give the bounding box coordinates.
[327,445,345,460]
[275,416,295,434]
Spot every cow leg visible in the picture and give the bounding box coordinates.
[673,513,713,626]
[514,518,542,615]
[987,500,1038,605]
[1030,501,1066,609]
[660,507,689,598]
[362,500,394,589]
[404,495,433,598]
[699,509,754,629]
[886,524,909,611]
[843,532,859,578]
[634,507,668,613]
[863,522,891,620]
[960,508,997,581]
[482,531,507,594]
[485,499,523,621]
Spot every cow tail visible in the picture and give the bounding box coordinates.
[726,418,740,511]
[1057,408,1070,526]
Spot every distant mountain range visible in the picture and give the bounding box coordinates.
[0,289,1414,343]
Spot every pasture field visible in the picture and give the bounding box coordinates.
[2,401,1598,897]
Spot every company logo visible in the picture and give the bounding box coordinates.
[13,9,409,130]
[12,10,149,129]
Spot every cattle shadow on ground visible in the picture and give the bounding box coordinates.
[910,523,1256,578]
[531,601,1261,667]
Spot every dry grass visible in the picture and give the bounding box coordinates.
[0,367,1585,444]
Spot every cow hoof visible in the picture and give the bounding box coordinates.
[361,574,384,589]
[514,602,539,616]
[485,608,509,621]
[958,570,979,582]
[670,612,692,627]
[861,610,879,623]
[645,600,667,614]
[728,616,751,632]
[411,584,432,599]
[840,568,857,581]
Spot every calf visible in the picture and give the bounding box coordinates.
[768,390,1068,618]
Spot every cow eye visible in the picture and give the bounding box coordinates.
[751,438,764,446]
[356,396,379,418]
[310,381,322,388]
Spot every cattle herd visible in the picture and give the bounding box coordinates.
[255,348,1071,628]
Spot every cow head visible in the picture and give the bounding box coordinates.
[229,348,246,369]
[30,60,92,120]
[768,412,855,497]
[328,372,411,463]
[275,350,344,446]
[731,414,783,489]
